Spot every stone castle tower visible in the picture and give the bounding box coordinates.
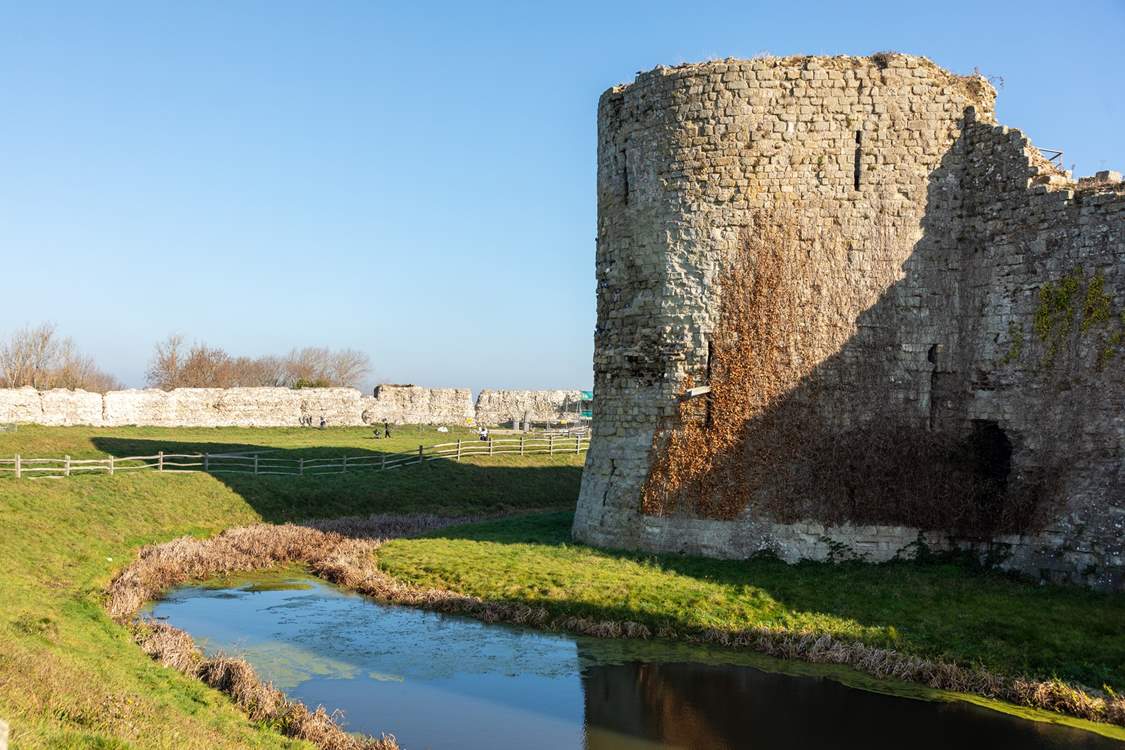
[572,54,1124,589]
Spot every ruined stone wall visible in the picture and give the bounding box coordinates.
[361,385,476,425]
[0,385,575,427]
[0,388,104,426]
[474,389,587,425]
[100,387,365,427]
[0,385,457,427]
[573,54,1124,589]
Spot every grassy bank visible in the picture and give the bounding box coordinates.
[0,423,503,460]
[376,512,1125,697]
[0,426,583,749]
[0,425,583,521]
[4,425,1124,746]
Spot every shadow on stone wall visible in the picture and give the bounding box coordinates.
[643,114,1122,541]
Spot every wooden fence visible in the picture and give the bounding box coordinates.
[0,435,590,479]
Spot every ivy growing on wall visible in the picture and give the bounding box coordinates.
[1024,267,1122,371]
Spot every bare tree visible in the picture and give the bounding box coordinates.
[146,334,186,390]
[0,323,61,389]
[328,348,371,389]
[0,323,121,392]
[249,355,288,387]
[51,343,123,392]
[283,346,330,387]
[145,336,370,389]
[283,346,370,388]
[177,344,233,388]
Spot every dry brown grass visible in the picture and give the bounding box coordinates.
[109,514,476,750]
[107,516,1125,731]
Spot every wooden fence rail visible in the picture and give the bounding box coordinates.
[0,436,589,480]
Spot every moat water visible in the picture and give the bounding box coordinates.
[146,573,1120,749]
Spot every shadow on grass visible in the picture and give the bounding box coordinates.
[415,511,1125,690]
[90,437,584,523]
[82,437,1125,690]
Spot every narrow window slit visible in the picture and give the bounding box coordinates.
[620,149,629,204]
[853,130,863,191]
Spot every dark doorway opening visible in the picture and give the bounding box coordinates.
[965,420,1014,533]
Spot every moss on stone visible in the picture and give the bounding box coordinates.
[1034,267,1121,370]
[1082,271,1112,332]
[1000,322,1024,365]
[1033,267,1083,367]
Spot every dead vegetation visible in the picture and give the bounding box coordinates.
[107,515,1125,732]
[140,624,393,750]
[641,204,1047,538]
[109,515,476,750]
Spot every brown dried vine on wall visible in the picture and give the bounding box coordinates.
[642,203,818,520]
[641,204,1045,536]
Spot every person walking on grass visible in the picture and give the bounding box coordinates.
[384,421,391,439]
[319,416,326,429]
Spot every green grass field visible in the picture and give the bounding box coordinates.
[0,426,584,749]
[0,423,491,460]
[377,513,1125,692]
[1,425,1123,748]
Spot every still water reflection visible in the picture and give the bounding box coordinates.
[146,574,1118,749]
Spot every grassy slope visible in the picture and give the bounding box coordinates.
[0,424,496,460]
[377,512,1125,692]
[0,427,584,749]
[5,425,1125,745]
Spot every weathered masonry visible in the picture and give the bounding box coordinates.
[573,54,1124,590]
[0,385,588,427]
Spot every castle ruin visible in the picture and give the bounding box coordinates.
[572,54,1124,590]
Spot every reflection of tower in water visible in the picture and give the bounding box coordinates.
[581,660,758,750]
[576,647,1112,750]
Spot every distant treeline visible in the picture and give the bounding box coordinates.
[0,324,371,392]
[145,334,370,390]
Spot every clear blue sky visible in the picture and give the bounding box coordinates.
[1,1,1121,391]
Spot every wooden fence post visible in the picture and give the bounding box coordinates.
[489,438,493,457]
[14,454,20,479]
[342,455,347,473]
[299,457,305,476]
[108,455,114,476]
[381,453,387,471]
[576,434,581,453]
[417,445,424,464]
[158,451,164,472]
[549,435,555,455]
[456,439,462,461]
[204,453,209,472]
[254,454,259,475]
[64,455,71,477]
[520,435,525,456]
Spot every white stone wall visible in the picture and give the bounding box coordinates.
[100,387,364,427]
[474,389,587,425]
[0,387,103,426]
[360,385,475,425]
[0,384,569,427]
